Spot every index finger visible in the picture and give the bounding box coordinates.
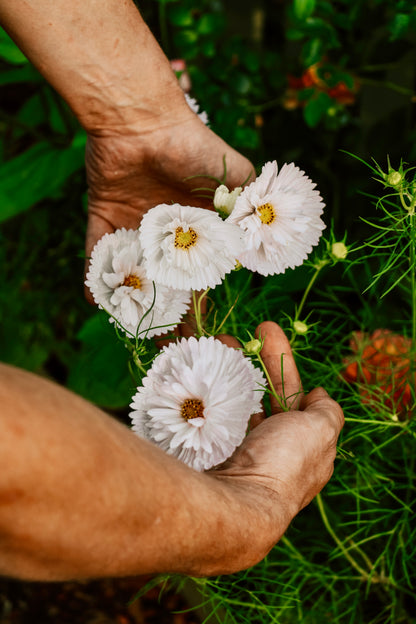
[255,321,303,413]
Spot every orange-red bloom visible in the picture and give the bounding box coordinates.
[343,329,415,419]
[283,63,358,110]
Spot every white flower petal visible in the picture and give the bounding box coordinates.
[129,336,265,471]
[85,228,191,337]
[185,93,209,125]
[139,204,243,291]
[227,161,325,276]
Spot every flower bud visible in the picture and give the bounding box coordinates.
[244,339,262,355]
[331,241,348,261]
[386,170,403,187]
[214,184,242,217]
[293,320,308,335]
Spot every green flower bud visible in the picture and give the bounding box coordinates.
[293,320,308,335]
[331,241,348,261]
[244,339,262,355]
[386,170,403,187]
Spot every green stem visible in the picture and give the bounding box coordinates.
[298,264,326,319]
[315,497,412,597]
[255,352,288,412]
[223,276,238,337]
[316,493,370,579]
[132,349,148,377]
[398,187,412,213]
[290,261,328,345]
[410,213,416,351]
[192,289,209,337]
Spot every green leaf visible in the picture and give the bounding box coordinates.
[0,64,42,85]
[42,88,73,134]
[0,28,28,64]
[236,126,259,149]
[197,13,224,35]
[17,93,47,128]
[293,0,316,20]
[389,13,410,41]
[67,313,135,409]
[173,28,199,46]
[241,49,260,73]
[286,27,306,40]
[0,316,51,370]
[200,39,216,57]
[168,6,194,27]
[297,87,315,101]
[303,91,332,127]
[233,73,252,95]
[302,37,323,66]
[0,134,86,222]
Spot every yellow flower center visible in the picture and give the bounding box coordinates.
[257,203,276,225]
[174,226,198,250]
[181,398,205,421]
[123,274,142,289]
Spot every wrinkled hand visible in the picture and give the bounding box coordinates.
[85,107,254,265]
[214,321,344,565]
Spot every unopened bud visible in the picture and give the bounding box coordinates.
[213,184,242,217]
[386,170,402,187]
[331,241,348,261]
[244,339,262,355]
[293,320,308,335]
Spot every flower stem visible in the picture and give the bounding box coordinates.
[223,276,238,337]
[255,352,288,412]
[316,493,370,579]
[410,213,416,351]
[132,349,148,377]
[290,261,328,345]
[192,289,210,337]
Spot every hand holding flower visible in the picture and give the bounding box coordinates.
[0,328,343,579]
[211,321,344,566]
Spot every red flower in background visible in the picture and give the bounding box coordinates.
[343,329,415,419]
[283,62,358,110]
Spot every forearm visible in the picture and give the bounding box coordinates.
[0,364,287,581]
[0,0,186,133]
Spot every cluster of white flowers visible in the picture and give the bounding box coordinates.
[85,159,325,471]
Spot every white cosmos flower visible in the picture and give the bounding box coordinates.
[85,228,190,338]
[185,93,209,125]
[227,161,326,276]
[139,204,243,291]
[130,336,265,471]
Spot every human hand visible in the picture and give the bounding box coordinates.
[210,321,344,571]
[85,101,254,287]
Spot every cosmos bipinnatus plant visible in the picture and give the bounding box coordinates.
[87,155,416,624]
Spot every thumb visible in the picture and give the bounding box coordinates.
[255,321,303,413]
